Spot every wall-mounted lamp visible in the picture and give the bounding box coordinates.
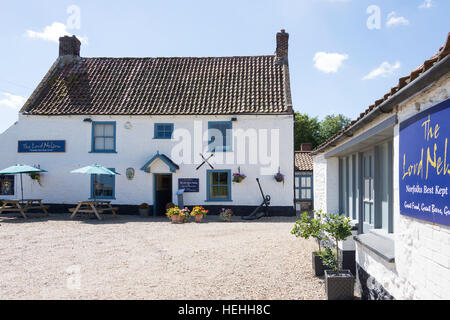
[83,118,92,123]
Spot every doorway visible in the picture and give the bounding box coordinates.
[153,174,173,216]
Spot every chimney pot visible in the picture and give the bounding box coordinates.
[59,35,81,57]
[300,143,312,152]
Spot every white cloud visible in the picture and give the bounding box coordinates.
[25,22,88,44]
[386,12,410,27]
[419,0,434,9]
[363,61,401,80]
[0,92,26,110]
[313,52,349,73]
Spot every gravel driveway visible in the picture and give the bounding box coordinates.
[0,214,325,300]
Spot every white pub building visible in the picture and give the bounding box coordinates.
[0,31,295,217]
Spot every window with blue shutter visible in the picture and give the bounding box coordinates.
[91,122,116,153]
[154,123,174,139]
[91,169,116,199]
[208,121,232,152]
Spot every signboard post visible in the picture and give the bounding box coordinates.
[399,98,450,227]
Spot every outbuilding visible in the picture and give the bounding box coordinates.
[295,143,314,213]
[312,33,450,300]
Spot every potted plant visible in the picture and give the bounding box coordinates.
[191,206,208,223]
[291,211,331,276]
[219,208,233,222]
[274,170,284,183]
[139,203,151,217]
[166,206,182,223]
[180,207,191,223]
[323,213,354,300]
[29,172,42,186]
[232,173,246,183]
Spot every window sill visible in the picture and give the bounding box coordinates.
[89,198,116,201]
[89,151,117,154]
[205,199,233,203]
[354,232,395,263]
[153,137,173,140]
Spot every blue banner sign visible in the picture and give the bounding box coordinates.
[18,140,66,153]
[400,98,450,226]
[178,178,199,193]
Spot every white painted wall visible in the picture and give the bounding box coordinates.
[0,122,21,197]
[313,154,339,213]
[313,74,450,299]
[0,114,294,208]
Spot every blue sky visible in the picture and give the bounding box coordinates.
[0,0,448,133]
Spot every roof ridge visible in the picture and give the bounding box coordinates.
[81,55,276,60]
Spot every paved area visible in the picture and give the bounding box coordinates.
[0,214,325,300]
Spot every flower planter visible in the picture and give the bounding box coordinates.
[171,214,182,223]
[194,215,204,223]
[139,208,150,217]
[324,270,355,300]
[312,252,331,277]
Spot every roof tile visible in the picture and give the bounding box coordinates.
[22,56,290,116]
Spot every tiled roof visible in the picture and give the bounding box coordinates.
[295,151,313,171]
[314,32,450,154]
[21,55,292,116]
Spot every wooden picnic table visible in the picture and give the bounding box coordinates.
[69,201,118,221]
[0,199,49,219]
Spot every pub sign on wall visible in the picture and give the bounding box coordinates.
[400,98,450,227]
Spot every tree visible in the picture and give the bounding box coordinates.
[294,112,321,150]
[318,114,351,146]
[294,113,351,150]
[323,213,353,271]
[291,211,327,253]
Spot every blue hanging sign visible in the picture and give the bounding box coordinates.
[178,178,199,193]
[18,140,66,153]
[399,98,450,226]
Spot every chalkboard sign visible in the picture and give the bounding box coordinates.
[18,140,66,153]
[178,178,199,193]
[400,98,450,227]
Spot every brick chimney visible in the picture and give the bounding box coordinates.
[276,29,289,63]
[300,143,312,152]
[59,35,81,57]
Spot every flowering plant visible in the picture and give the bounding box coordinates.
[232,173,247,183]
[219,208,233,222]
[180,207,191,222]
[166,206,182,218]
[274,172,285,183]
[190,206,209,217]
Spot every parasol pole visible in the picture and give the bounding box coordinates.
[20,173,24,203]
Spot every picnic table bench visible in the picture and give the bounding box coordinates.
[69,201,118,221]
[0,199,49,219]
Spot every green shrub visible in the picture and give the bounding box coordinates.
[291,211,328,253]
[323,213,353,271]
